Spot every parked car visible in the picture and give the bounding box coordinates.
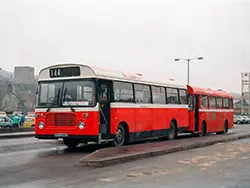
[234,115,245,124]
[0,116,13,128]
[243,116,250,124]
[24,114,35,128]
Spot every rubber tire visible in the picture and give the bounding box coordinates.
[236,121,240,124]
[217,121,228,135]
[63,138,80,149]
[31,124,35,127]
[167,121,177,140]
[113,124,128,147]
[199,122,206,137]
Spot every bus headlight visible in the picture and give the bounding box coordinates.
[38,121,44,129]
[78,122,85,130]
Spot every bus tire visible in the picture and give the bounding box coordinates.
[113,124,127,147]
[167,121,177,140]
[199,122,206,137]
[217,121,228,135]
[63,138,80,149]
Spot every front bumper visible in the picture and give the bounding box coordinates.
[35,134,99,142]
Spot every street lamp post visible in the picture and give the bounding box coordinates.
[174,57,203,85]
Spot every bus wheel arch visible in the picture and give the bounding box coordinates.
[224,120,228,133]
[200,121,207,136]
[113,121,129,147]
[167,119,177,140]
[217,120,228,135]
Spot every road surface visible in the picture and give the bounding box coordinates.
[0,124,250,188]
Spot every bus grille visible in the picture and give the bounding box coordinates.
[46,113,76,126]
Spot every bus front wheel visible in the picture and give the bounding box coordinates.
[63,138,80,149]
[113,124,127,147]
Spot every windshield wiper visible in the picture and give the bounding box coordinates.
[46,88,61,112]
[63,88,75,112]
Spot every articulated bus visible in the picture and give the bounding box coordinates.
[35,63,233,148]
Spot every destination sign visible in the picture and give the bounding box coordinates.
[49,67,80,78]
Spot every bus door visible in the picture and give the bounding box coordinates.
[194,94,199,132]
[98,80,112,139]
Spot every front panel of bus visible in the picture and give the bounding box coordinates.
[35,78,100,142]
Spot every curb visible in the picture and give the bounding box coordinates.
[0,133,35,139]
[80,133,250,167]
[0,128,34,134]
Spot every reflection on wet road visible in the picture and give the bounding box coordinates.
[0,124,249,187]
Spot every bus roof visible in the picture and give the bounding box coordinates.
[187,85,233,98]
[38,63,186,89]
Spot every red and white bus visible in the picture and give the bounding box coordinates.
[35,63,233,148]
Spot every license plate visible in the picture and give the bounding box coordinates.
[54,133,68,137]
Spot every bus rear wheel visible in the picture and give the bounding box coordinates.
[167,121,177,140]
[63,138,80,149]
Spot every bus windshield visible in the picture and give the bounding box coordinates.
[37,80,96,107]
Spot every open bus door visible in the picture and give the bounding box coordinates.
[98,80,112,141]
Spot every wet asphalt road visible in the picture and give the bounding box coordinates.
[0,124,250,188]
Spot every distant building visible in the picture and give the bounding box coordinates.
[13,66,35,84]
[234,99,249,115]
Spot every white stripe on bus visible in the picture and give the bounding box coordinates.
[199,109,234,112]
[110,103,188,109]
[35,103,188,112]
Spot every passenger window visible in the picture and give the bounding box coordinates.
[209,96,216,108]
[179,89,187,104]
[152,86,166,104]
[216,97,223,108]
[201,95,208,108]
[135,84,151,103]
[113,82,134,102]
[223,98,229,109]
[166,87,179,104]
[229,98,233,109]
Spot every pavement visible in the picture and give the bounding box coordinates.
[0,124,250,187]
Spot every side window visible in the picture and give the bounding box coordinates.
[216,97,223,108]
[135,84,151,103]
[179,89,187,104]
[113,82,134,102]
[223,98,229,109]
[201,95,208,108]
[152,86,166,104]
[188,94,194,111]
[166,87,179,104]
[209,96,216,108]
[229,98,233,109]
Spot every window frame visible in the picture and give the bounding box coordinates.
[209,96,217,109]
[113,81,134,103]
[151,85,166,104]
[223,98,229,109]
[200,95,209,109]
[134,83,152,104]
[216,97,223,109]
[166,87,179,104]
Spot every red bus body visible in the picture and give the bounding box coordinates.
[187,86,234,134]
[35,64,233,148]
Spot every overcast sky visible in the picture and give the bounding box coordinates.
[0,0,249,93]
